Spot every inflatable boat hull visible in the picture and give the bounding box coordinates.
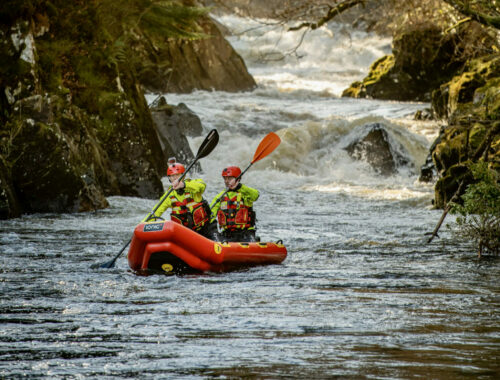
[127,221,287,274]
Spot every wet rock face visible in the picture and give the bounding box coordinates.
[429,121,500,208]
[150,98,202,172]
[136,17,256,94]
[95,87,165,199]
[152,98,203,138]
[1,2,249,218]
[8,117,110,214]
[0,157,22,219]
[419,127,444,183]
[0,91,167,218]
[342,24,490,102]
[345,123,410,176]
[428,55,500,208]
[432,55,500,121]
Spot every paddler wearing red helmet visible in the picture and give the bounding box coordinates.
[145,157,218,240]
[210,166,259,242]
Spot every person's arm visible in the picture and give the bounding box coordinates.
[142,190,173,222]
[184,178,206,195]
[209,191,224,222]
[239,184,259,206]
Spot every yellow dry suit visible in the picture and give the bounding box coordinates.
[144,179,210,231]
[210,184,259,232]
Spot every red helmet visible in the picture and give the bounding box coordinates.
[222,166,241,177]
[167,163,185,176]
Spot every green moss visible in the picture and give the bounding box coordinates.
[363,55,395,86]
[444,55,500,121]
[469,123,488,150]
[341,81,362,98]
[36,38,75,94]
[475,77,500,120]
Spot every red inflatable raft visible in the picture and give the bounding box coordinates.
[127,221,287,274]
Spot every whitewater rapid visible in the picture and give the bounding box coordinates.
[3,14,498,380]
[147,14,438,205]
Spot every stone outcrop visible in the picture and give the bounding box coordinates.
[432,54,500,122]
[342,23,496,102]
[423,54,500,207]
[345,123,411,176]
[340,16,499,209]
[150,97,203,171]
[133,16,256,94]
[343,25,471,101]
[2,1,245,219]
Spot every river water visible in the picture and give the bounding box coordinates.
[1,15,499,379]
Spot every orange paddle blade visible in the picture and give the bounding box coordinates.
[251,132,281,163]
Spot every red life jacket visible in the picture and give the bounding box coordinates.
[169,190,209,230]
[217,192,255,231]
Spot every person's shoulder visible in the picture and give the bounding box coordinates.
[241,184,258,191]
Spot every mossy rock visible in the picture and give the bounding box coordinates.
[343,23,496,102]
[432,54,500,120]
[342,54,401,99]
[434,163,473,209]
[469,123,488,149]
[474,77,500,121]
[432,127,465,173]
[341,81,363,98]
[431,121,500,208]
[129,15,256,93]
[8,118,109,213]
[0,155,21,219]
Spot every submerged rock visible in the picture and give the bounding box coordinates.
[345,123,411,176]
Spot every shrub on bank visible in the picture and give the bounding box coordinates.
[450,161,500,257]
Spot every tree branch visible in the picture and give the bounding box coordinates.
[441,0,500,30]
[288,0,366,32]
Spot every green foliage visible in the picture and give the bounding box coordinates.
[31,0,207,126]
[95,0,207,41]
[450,161,500,256]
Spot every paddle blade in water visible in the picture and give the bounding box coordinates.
[252,132,281,163]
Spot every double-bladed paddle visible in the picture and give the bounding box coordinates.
[92,129,219,269]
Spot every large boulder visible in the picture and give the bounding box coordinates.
[344,123,411,176]
[7,116,110,214]
[342,23,495,102]
[134,15,256,94]
[150,97,202,171]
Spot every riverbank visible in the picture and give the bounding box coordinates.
[0,1,253,219]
